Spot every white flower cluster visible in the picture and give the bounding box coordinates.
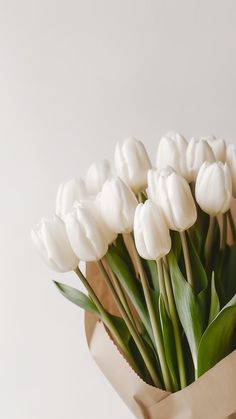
[31,133,236,272]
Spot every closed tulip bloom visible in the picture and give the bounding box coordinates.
[86,159,112,195]
[186,138,215,181]
[66,200,115,262]
[114,136,152,192]
[156,131,189,180]
[100,177,138,233]
[31,216,79,272]
[134,200,171,260]
[226,144,236,198]
[195,162,232,215]
[56,178,88,219]
[203,135,226,162]
[147,167,197,231]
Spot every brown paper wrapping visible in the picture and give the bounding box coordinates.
[85,264,236,419]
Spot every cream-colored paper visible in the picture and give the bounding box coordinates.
[85,263,236,419]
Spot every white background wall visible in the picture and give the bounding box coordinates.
[0,1,236,418]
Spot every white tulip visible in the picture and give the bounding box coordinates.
[56,178,88,219]
[134,200,171,260]
[100,177,138,234]
[186,138,215,181]
[66,200,115,262]
[74,197,117,245]
[226,144,236,198]
[31,216,79,272]
[86,159,112,195]
[156,131,189,180]
[195,162,232,215]
[147,167,197,231]
[114,136,152,192]
[203,135,226,162]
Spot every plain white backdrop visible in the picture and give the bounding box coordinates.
[1,1,236,418]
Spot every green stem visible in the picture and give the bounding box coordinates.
[156,259,169,316]
[180,231,194,288]
[205,216,215,273]
[221,213,227,250]
[74,266,136,371]
[227,210,236,242]
[103,260,139,332]
[162,258,187,389]
[126,234,173,392]
[97,260,161,388]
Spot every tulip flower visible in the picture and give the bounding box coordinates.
[65,200,116,262]
[114,136,152,193]
[99,177,138,233]
[31,216,79,272]
[147,167,197,231]
[56,178,88,219]
[134,200,171,260]
[86,159,112,195]
[186,138,215,181]
[203,135,226,162]
[226,144,236,198]
[156,131,189,180]
[195,162,232,215]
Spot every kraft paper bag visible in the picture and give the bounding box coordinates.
[85,263,236,419]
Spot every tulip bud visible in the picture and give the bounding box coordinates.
[186,138,215,181]
[226,144,236,198]
[56,178,88,219]
[147,167,197,231]
[31,216,79,272]
[66,200,116,262]
[195,162,232,215]
[114,136,152,192]
[202,135,226,162]
[134,200,171,260]
[99,177,138,233]
[156,131,189,180]
[86,159,112,195]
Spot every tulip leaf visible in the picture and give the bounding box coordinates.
[170,231,182,261]
[111,315,131,346]
[225,240,236,301]
[144,260,159,291]
[54,281,100,316]
[168,251,204,369]
[54,281,132,347]
[106,248,153,339]
[208,273,220,325]
[196,207,210,253]
[187,233,208,294]
[159,295,179,391]
[113,235,136,273]
[197,293,236,377]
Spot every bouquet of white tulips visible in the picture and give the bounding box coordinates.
[32,133,236,415]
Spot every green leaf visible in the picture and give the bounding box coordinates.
[113,235,135,271]
[159,295,179,391]
[144,260,159,292]
[208,273,220,324]
[170,230,182,260]
[54,281,100,316]
[196,207,210,252]
[225,240,236,301]
[187,233,208,294]
[111,315,131,346]
[197,293,236,377]
[168,251,204,368]
[105,248,152,339]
